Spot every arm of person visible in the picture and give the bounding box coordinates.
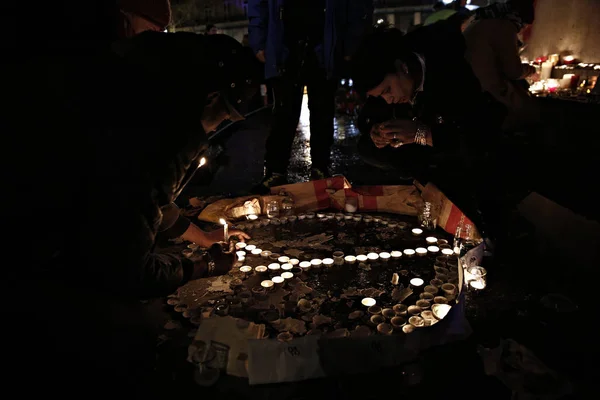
[494,20,536,80]
[248,0,268,62]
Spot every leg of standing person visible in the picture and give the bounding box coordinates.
[305,53,336,178]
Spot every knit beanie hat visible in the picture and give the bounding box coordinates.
[119,0,172,29]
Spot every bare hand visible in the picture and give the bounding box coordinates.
[256,50,266,63]
[370,119,417,148]
[207,229,250,244]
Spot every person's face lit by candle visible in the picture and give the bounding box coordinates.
[367,59,418,105]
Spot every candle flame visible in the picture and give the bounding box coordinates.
[198,157,207,167]
[219,218,227,225]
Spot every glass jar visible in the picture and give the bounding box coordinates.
[266,200,280,218]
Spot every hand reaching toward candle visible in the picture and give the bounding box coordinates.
[181,223,250,249]
[190,242,236,279]
[206,228,250,244]
[370,119,417,148]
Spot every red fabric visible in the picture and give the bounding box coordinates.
[312,179,332,209]
[119,0,171,29]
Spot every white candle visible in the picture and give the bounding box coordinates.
[410,278,424,287]
[236,250,246,257]
[289,258,299,266]
[251,248,262,255]
[255,266,267,274]
[391,251,402,259]
[247,214,258,221]
[470,279,486,290]
[219,218,228,242]
[344,255,357,264]
[310,259,322,267]
[441,248,454,256]
[427,246,440,254]
[391,273,400,285]
[411,228,423,236]
[379,252,391,260]
[281,263,293,271]
[260,250,272,258]
[426,236,438,244]
[268,263,281,271]
[322,258,334,267]
[272,276,284,284]
[317,213,326,219]
[281,272,294,280]
[541,61,553,80]
[356,255,368,262]
[235,242,247,250]
[278,256,290,263]
[431,303,452,320]
[367,252,379,260]
[245,245,256,251]
[261,280,274,289]
[240,266,252,274]
[299,261,312,271]
[361,297,376,307]
[416,247,427,256]
[403,249,415,257]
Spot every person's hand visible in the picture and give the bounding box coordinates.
[370,119,417,149]
[256,50,266,63]
[206,229,250,245]
[206,242,236,276]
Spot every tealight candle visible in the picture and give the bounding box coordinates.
[379,252,391,261]
[356,255,368,262]
[310,259,322,268]
[281,263,293,271]
[306,212,315,219]
[403,249,415,257]
[410,278,424,287]
[260,280,274,289]
[255,265,267,274]
[235,242,247,250]
[470,279,486,290]
[335,213,344,221]
[402,324,415,334]
[260,251,271,259]
[441,248,454,256]
[411,228,423,236]
[240,266,252,274]
[352,215,362,222]
[289,258,299,265]
[367,252,379,261]
[236,251,246,258]
[415,247,428,257]
[299,261,311,271]
[322,258,334,267]
[361,297,376,307]
[272,276,284,284]
[245,245,256,251]
[268,263,281,271]
[344,255,356,264]
[391,251,402,259]
[431,303,452,320]
[426,237,438,244]
[427,246,440,254]
[278,256,290,263]
[246,214,258,221]
[288,215,297,222]
[251,248,262,255]
[281,271,294,280]
[317,213,326,219]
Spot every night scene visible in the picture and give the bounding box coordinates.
[3,0,599,399]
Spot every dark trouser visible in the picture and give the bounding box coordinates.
[265,48,336,174]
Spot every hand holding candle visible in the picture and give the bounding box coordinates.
[219,218,229,242]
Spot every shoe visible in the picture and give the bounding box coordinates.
[252,172,287,195]
[310,168,328,181]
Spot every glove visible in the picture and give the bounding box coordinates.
[190,242,235,280]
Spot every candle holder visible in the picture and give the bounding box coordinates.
[352,215,362,222]
[322,258,334,268]
[299,261,312,272]
[245,245,256,252]
[409,278,424,289]
[306,212,315,219]
[260,280,274,291]
[391,316,406,331]
[407,305,422,316]
[288,215,297,223]
[380,219,388,226]
[278,256,290,263]
[343,213,353,220]
[469,278,487,290]
[235,242,247,250]
[281,263,293,271]
[416,300,430,310]
[370,315,385,326]
[416,247,427,257]
[397,221,408,230]
[377,323,393,335]
[441,283,456,297]
[427,246,440,255]
[345,255,357,264]
[356,254,368,262]
[251,248,262,256]
[433,296,448,305]
[367,252,379,261]
[251,286,265,297]
[269,253,281,262]
[424,285,439,295]
[268,263,281,273]
[419,292,434,302]
[421,310,437,326]
[246,214,258,221]
[402,324,415,334]
[289,258,300,266]
[391,251,402,260]
[310,259,323,269]
[426,236,438,244]
[431,303,452,320]
[281,271,294,280]
[409,315,425,328]
[271,276,284,286]
[298,214,306,220]
[335,213,344,221]
[239,266,252,278]
[317,212,326,219]
[434,266,449,275]
[260,250,271,259]
[368,305,383,315]
[387,222,397,229]
[363,216,373,224]
[382,308,395,319]
[254,265,268,275]
[393,304,408,316]
[429,279,443,288]
[403,249,415,258]
[411,228,423,236]
[379,252,391,262]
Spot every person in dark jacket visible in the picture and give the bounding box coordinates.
[248,0,373,190]
[352,15,507,242]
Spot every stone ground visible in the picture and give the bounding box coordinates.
[162,94,599,399]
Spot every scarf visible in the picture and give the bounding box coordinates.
[475,2,525,31]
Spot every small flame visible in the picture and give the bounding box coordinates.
[563,55,575,62]
[198,157,207,168]
[219,218,227,225]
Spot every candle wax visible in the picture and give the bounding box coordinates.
[361,297,376,307]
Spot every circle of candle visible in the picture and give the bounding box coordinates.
[427,246,440,254]
[425,237,438,244]
[322,258,334,267]
[240,266,252,274]
[281,263,293,271]
[410,278,424,287]
[403,249,415,257]
[278,256,290,263]
[441,248,454,256]
[281,271,294,280]
[470,279,486,290]
[402,324,415,334]
[390,251,402,259]
[431,303,452,320]
[424,285,439,295]
[379,252,391,261]
[260,250,271,258]
[377,323,393,335]
[361,297,376,307]
[407,305,422,316]
[289,258,299,265]
[416,299,430,309]
[251,248,262,255]
[415,247,427,256]
[260,280,274,289]
[366,252,379,260]
[272,276,284,284]
[356,254,368,262]
[310,259,322,267]
[411,228,423,236]
[299,261,311,271]
[255,265,268,274]
[434,296,448,305]
[344,255,357,264]
[268,263,281,271]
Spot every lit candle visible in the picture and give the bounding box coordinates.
[240,266,252,274]
[245,245,256,251]
[310,259,322,268]
[198,157,207,167]
[219,218,228,242]
[415,247,427,257]
[251,248,262,255]
[278,256,290,263]
[403,249,415,257]
[470,279,486,290]
[379,252,391,261]
[317,213,326,219]
[441,248,454,256]
[289,258,300,265]
[431,303,452,320]
[255,265,267,274]
[391,251,402,259]
[322,258,334,267]
[426,236,437,244]
[268,263,281,272]
[410,278,424,287]
[272,276,284,285]
[281,263,293,271]
[281,271,294,280]
[344,255,357,264]
[367,252,379,261]
[299,261,312,271]
[361,297,376,307]
[235,242,247,250]
[246,214,258,221]
[411,228,423,236]
[335,213,344,221]
[260,280,274,289]
[402,324,415,334]
[261,250,272,258]
[236,251,246,260]
[427,246,440,254]
[356,255,368,262]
